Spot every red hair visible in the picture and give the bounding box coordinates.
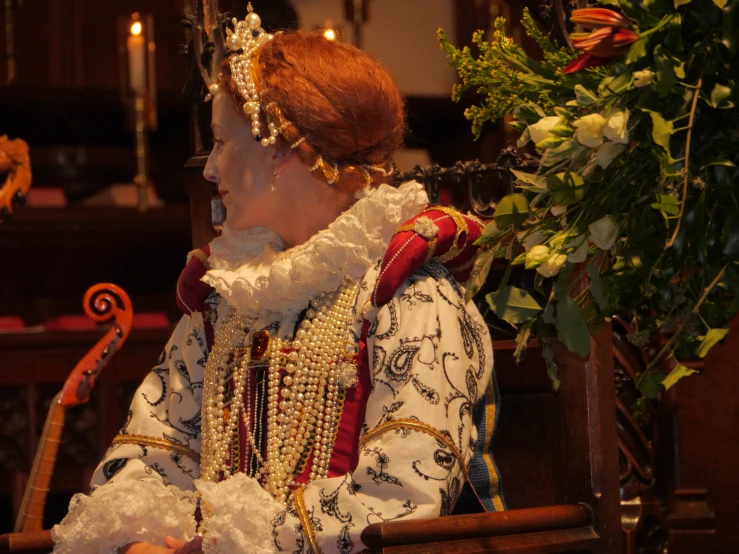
[220,31,405,192]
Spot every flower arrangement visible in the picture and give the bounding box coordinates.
[439,0,739,396]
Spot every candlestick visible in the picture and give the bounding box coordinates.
[128,21,146,92]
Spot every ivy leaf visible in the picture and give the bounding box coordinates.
[486,286,543,325]
[556,296,590,357]
[696,328,730,357]
[642,109,674,157]
[700,157,736,169]
[513,319,536,363]
[493,194,530,228]
[654,45,684,97]
[651,194,680,225]
[625,39,647,64]
[638,370,668,399]
[708,83,734,108]
[661,363,697,390]
[722,0,739,55]
[542,342,560,391]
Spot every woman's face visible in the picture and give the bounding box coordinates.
[203,93,276,231]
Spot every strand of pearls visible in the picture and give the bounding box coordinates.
[200,312,252,482]
[262,280,360,503]
[200,280,360,504]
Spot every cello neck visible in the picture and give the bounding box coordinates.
[13,392,66,533]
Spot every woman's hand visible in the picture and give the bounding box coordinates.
[119,535,203,554]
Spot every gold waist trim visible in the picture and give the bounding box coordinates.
[112,434,200,463]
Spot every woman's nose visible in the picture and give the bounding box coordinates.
[203,151,218,183]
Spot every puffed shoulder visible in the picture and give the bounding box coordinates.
[370,206,484,309]
[176,245,215,316]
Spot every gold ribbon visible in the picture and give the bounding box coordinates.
[358,418,470,483]
[111,434,200,463]
[294,486,321,554]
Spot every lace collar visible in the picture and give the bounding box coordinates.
[202,181,428,319]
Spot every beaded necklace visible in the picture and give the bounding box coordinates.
[199,280,360,504]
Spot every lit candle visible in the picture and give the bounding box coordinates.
[127,21,145,93]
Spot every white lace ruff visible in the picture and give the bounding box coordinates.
[196,473,283,554]
[202,182,428,319]
[51,481,197,554]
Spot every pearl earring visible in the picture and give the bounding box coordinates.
[271,169,278,192]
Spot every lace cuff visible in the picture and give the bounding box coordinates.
[196,473,282,554]
[51,481,197,554]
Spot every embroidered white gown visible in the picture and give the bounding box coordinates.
[51,182,498,554]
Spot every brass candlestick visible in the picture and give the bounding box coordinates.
[120,13,157,212]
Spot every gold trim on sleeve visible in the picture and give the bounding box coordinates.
[111,434,200,463]
[293,486,321,554]
[358,419,470,482]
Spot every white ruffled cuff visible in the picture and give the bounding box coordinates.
[51,481,197,554]
[196,473,282,554]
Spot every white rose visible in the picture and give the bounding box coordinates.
[525,245,551,269]
[573,113,607,148]
[588,216,619,250]
[537,253,568,277]
[595,141,627,168]
[551,205,567,217]
[527,116,561,145]
[632,70,656,87]
[517,230,546,250]
[603,108,629,144]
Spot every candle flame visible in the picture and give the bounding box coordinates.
[323,28,337,41]
[130,21,143,36]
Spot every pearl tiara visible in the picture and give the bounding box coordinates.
[211,3,278,147]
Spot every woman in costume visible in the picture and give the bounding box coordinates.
[52,7,502,554]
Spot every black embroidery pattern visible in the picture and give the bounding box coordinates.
[270,510,287,552]
[144,462,169,485]
[170,452,196,479]
[102,458,128,481]
[364,448,403,487]
[142,367,168,407]
[337,525,354,554]
[375,300,399,341]
[400,281,433,309]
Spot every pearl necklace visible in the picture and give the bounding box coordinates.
[200,312,253,482]
[199,280,360,504]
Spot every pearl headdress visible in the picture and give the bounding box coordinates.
[211,3,279,147]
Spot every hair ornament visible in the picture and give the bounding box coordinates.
[225,3,275,146]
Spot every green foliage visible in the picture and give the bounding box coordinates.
[440,0,739,392]
[486,286,543,325]
[438,10,577,138]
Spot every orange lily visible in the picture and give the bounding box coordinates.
[563,53,612,74]
[570,8,631,29]
[570,26,640,58]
